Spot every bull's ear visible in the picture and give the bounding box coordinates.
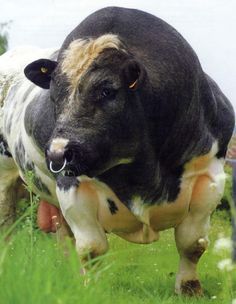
[24,59,58,89]
[121,59,146,91]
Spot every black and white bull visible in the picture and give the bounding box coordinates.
[0,7,234,296]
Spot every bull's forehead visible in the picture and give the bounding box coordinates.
[60,34,125,93]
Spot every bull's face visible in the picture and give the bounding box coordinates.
[24,35,149,178]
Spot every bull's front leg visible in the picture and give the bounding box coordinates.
[174,210,209,296]
[55,176,108,263]
[175,163,225,296]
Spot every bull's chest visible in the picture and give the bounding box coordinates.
[81,145,225,244]
[89,175,193,244]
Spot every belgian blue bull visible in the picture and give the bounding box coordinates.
[0,7,234,296]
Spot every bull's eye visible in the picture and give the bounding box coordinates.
[101,88,115,99]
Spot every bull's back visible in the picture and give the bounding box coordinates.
[60,6,199,86]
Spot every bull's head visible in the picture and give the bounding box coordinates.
[24,35,149,179]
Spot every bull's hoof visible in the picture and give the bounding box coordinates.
[179,280,203,297]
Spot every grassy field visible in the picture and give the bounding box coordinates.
[0,210,235,304]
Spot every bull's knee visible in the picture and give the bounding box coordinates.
[185,237,208,264]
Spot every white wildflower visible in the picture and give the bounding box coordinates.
[214,237,232,253]
[232,299,236,304]
[211,295,217,299]
[217,259,234,271]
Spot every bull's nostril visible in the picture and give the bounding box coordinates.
[56,127,63,134]
[64,149,73,163]
[46,144,77,175]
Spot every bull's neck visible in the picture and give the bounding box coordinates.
[97,150,182,206]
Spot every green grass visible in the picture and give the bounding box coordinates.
[0,211,235,304]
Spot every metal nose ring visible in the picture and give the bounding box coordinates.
[49,158,67,173]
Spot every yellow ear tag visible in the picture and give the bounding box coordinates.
[40,67,48,74]
[129,79,138,89]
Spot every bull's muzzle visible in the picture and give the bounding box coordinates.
[46,138,78,175]
[46,149,73,173]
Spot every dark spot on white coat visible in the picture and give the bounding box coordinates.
[107,198,118,215]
